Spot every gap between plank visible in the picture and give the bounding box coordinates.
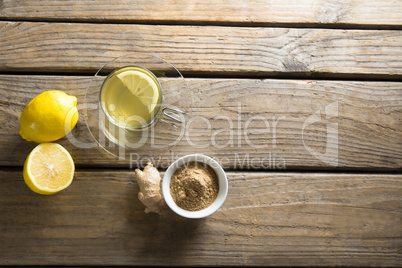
[0,17,402,30]
[0,70,401,83]
[1,165,401,174]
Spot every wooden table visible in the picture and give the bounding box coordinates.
[0,1,401,266]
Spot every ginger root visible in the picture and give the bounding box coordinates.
[135,163,164,214]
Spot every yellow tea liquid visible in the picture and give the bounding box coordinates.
[100,66,162,129]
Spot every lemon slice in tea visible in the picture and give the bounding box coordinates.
[101,67,161,128]
[23,143,75,195]
[117,68,160,112]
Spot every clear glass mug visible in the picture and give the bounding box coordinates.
[98,65,185,149]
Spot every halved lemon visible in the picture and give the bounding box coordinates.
[116,68,160,113]
[23,143,75,195]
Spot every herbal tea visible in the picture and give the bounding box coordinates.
[100,66,162,129]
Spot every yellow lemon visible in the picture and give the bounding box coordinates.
[19,90,78,143]
[23,143,75,195]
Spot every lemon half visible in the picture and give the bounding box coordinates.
[23,143,75,195]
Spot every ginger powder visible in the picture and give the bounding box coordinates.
[170,161,219,211]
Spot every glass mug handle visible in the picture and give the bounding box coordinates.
[160,107,185,128]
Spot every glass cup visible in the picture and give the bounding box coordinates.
[99,66,184,148]
[83,54,186,159]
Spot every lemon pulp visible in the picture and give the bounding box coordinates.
[101,67,161,128]
[23,143,75,195]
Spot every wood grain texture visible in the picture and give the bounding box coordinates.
[1,75,401,169]
[0,170,400,266]
[0,0,401,27]
[0,21,401,76]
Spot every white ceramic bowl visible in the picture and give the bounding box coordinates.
[162,154,228,219]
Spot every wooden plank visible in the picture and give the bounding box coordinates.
[0,22,401,76]
[0,169,400,266]
[0,0,401,27]
[1,75,401,169]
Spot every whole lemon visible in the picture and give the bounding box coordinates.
[19,90,79,143]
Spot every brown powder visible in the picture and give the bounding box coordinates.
[170,161,219,211]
